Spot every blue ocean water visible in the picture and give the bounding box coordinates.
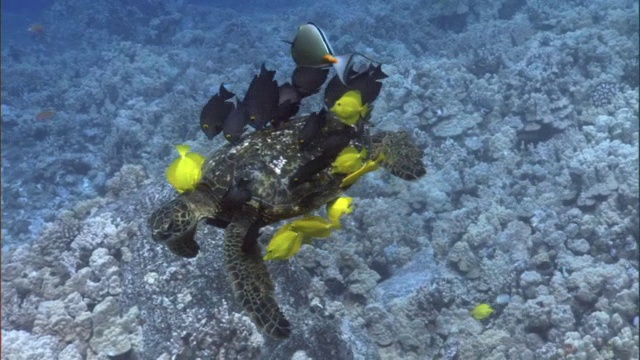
[1,0,638,359]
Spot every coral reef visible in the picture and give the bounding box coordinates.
[1,0,638,359]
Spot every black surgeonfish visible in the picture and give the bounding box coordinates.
[221,178,252,212]
[290,128,354,188]
[324,64,388,109]
[244,63,279,130]
[292,67,329,98]
[347,64,388,105]
[324,73,350,109]
[223,103,248,144]
[290,123,355,188]
[289,23,355,85]
[273,82,302,127]
[200,84,235,139]
[298,109,328,150]
[317,130,353,158]
[288,155,333,189]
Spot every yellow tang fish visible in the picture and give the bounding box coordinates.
[330,90,368,126]
[340,153,385,188]
[166,144,206,193]
[290,216,333,238]
[326,196,354,229]
[471,303,495,320]
[264,224,305,261]
[332,146,368,174]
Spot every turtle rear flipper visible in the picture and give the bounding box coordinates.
[224,216,291,339]
[371,131,426,180]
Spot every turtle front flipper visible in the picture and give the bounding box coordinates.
[224,216,291,339]
[371,131,426,180]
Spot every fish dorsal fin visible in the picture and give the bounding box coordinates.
[176,144,190,157]
[338,146,358,156]
[332,53,355,85]
[301,215,331,225]
[345,90,363,104]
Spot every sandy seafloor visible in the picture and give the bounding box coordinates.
[1,0,639,359]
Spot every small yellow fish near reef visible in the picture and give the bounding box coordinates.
[290,216,333,238]
[264,216,341,261]
[326,197,354,229]
[332,146,368,174]
[330,90,368,126]
[264,224,305,261]
[166,144,205,193]
[340,153,385,188]
[471,303,494,320]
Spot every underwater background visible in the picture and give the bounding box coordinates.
[1,0,638,359]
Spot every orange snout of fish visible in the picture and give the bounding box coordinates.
[323,54,338,64]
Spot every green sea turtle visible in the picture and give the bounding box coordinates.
[148,64,426,340]
[148,113,425,339]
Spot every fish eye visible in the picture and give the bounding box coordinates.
[203,124,209,129]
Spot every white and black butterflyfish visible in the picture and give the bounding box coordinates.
[289,22,355,85]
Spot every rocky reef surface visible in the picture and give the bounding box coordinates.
[2,0,638,359]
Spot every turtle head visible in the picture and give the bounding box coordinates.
[148,197,202,258]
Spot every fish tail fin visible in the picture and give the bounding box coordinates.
[360,147,368,160]
[176,144,190,157]
[361,103,369,119]
[346,203,355,214]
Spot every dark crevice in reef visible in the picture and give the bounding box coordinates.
[498,0,527,20]
[516,123,563,148]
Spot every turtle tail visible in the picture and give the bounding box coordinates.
[223,216,291,339]
[371,131,426,180]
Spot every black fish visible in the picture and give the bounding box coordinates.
[298,109,328,150]
[241,220,264,255]
[205,218,231,228]
[288,155,333,188]
[324,73,350,109]
[317,130,353,158]
[221,178,252,212]
[223,103,248,144]
[292,67,329,98]
[244,64,279,130]
[324,65,388,109]
[200,84,235,139]
[273,82,301,127]
[347,64,388,104]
